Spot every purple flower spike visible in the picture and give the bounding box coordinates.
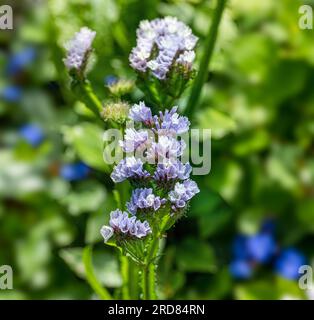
[63,27,96,71]
[127,188,167,215]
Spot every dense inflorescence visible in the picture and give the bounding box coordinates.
[101,101,199,244]
[63,27,96,72]
[129,17,198,80]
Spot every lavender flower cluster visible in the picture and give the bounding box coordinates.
[127,188,167,215]
[63,27,96,71]
[169,180,200,211]
[101,209,151,242]
[110,157,150,183]
[129,17,198,80]
[101,101,199,243]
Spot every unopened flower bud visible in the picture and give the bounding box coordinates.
[101,101,130,124]
[107,79,135,97]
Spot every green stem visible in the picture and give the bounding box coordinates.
[120,255,140,299]
[141,215,173,300]
[141,263,157,300]
[72,80,103,118]
[120,255,131,300]
[185,0,227,118]
[129,260,140,299]
[83,245,112,300]
[142,266,149,300]
[140,238,158,300]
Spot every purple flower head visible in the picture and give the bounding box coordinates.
[63,27,96,71]
[129,17,198,80]
[6,47,36,76]
[127,188,166,215]
[111,157,150,183]
[260,219,276,234]
[133,220,151,238]
[275,248,307,280]
[129,47,150,72]
[229,260,253,280]
[246,233,277,263]
[154,160,192,182]
[60,162,90,181]
[107,209,151,239]
[129,101,153,125]
[109,209,127,230]
[147,136,186,163]
[19,124,44,147]
[155,106,190,134]
[1,85,22,102]
[120,128,149,153]
[169,179,200,210]
[232,235,250,260]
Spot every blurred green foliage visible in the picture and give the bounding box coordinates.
[0,0,313,300]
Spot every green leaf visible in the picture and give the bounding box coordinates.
[199,206,231,238]
[266,156,298,192]
[235,277,306,300]
[228,33,277,83]
[176,238,216,273]
[60,181,106,216]
[207,268,232,299]
[0,151,45,198]
[60,247,122,289]
[196,108,236,139]
[82,246,113,300]
[262,60,308,105]
[232,130,270,156]
[207,159,243,202]
[63,122,109,172]
[15,226,52,287]
[189,192,221,217]
[297,199,314,232]
[276,276,307,300]
[235,281,279,300]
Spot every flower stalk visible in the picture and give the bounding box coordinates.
[71,79,103,117]
[63,15,212,300]
[185,0,227,118]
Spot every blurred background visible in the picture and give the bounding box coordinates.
[0,0,313,299]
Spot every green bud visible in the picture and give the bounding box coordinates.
[107,79,135,97]
[101,101,130,124]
